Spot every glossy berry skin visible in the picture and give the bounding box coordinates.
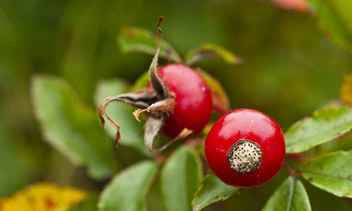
[204,108,286,188]
[155,63,213,138]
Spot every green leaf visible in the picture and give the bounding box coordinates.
[118,26,182,62]
[0,117,32,197]
[192,172,242,211]
[302,150,352,197]
[130,71,149,92]
[94,79,150,156]
[262,177,311,211]
[198,69,230,114]
[285,107,352,153]
[31,75,117,179]
[184,43,242,66]
[160,146,202,211]
[309,0,352,52]
[99,161,157,211]
[66,194,99,211]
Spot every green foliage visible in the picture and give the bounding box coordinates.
[184,43,242,66]
[302,150,352,198]
[3,0,352,210]
[99,161,157,211]
[160,146,202,211]
[0,118,31,198]
[285,107,352,153]
[309,0,352,52]
[192,173,242,211]
[66,194,99,211]
[31,76,117,179]
[263,177,311,211]
[118,26,182,63]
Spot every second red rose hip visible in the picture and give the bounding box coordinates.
[204,108,286,188]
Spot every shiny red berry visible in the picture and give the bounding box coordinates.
[204,108,286,188]
[154,63,213,138]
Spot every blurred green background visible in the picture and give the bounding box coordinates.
[0,0,351,210]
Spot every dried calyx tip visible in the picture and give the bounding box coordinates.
[98,97,122,147]
[227,140,262,174]
[158,16,163,30]
[148,16,167,98]
[97,16,175,153]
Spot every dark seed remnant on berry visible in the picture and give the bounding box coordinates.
[227,140,262,174]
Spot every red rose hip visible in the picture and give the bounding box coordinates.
[98,17,213,153]
[155,63,213,138]
[204,108,286,188]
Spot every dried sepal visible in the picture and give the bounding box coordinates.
[144,116,164,153]
[98,91,158,146]
[149,16,168,98]
[98,96,121,130]
[116,91,158,108]
[98,16,182,153]
[174,128,193,140]
[133,97,175,122]
[144,117,193,153]
[98,96,125,146]
[153,128,193,152]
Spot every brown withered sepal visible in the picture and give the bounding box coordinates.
[98,17,190,153]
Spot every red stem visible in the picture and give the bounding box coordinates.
[283,161,300,178]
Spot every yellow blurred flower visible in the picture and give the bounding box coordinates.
[0,183,88,211]
[341,73,352,105]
